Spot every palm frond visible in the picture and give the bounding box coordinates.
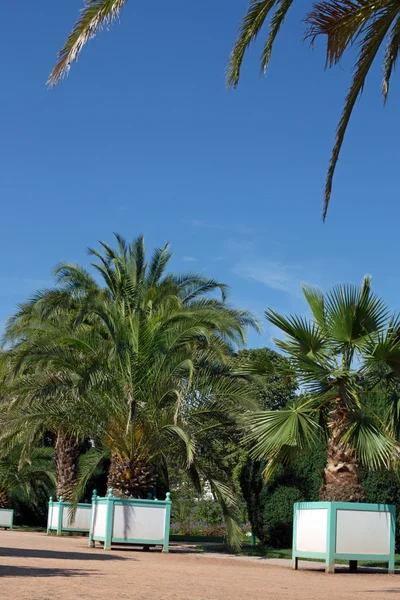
[341,409,397,470]
[227,0,279,88]
[260,0,295,73]
[48,0,130,87]
[383,13,400,101]
[307,1,399,220]
[245,401,321,464]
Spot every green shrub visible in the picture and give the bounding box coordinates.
[240,447,325,548]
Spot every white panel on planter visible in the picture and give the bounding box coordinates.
[296,508,328,553]
[62,506,91,530]
[92,504,107,538]
[50,505,59,529]
[0,509,13,528]
[113,505,166,541]
[336,509,390,555]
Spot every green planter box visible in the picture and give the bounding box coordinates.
[293,501,396,574]
[89,489,172,552]
[47,497,91,535]
[0,508,14,530]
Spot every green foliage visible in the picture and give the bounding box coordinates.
[0,445,56,526]
[240,447,325,548]
[233,348,296,410]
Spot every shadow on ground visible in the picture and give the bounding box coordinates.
[0,565,98,577]
[0,547,129,561]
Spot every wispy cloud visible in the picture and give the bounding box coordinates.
[182,256,197,262]
[232,260,304,297]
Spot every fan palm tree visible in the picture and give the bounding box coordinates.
[2,234,260,546]
[246,276,400,501]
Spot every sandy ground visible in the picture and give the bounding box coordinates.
[0,530,399,600]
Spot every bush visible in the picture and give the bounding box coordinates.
[240,447,325,548]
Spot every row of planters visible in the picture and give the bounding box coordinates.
[47,489,172,551]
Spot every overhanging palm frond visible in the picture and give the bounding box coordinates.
[207,478,242,551]
[383,13,400,100]
[260,0,295,73]
[306,1,400,220]
[227,0,279,88]
[48,0,130,87]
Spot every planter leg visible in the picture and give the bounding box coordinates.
[325,560,335,574]
[293,557,298,570]
[349,560,358,573]
[389,557,395,575]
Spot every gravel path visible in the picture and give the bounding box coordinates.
[0,530,398,599]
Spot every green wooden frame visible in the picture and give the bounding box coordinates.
[0,508,14,530]
[292,501,396,574]
[47,496,91,535]
[88,488,172,552]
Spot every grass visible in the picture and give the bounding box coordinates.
[201,543,400,569]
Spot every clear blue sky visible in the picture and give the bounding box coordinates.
[1,1,399,348]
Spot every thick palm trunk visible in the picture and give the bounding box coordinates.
[107,452,154,498]
[54,433,80,501]
[0,489,9,509]
[319,396,364,502]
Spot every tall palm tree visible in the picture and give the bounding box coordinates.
[2,287,97,501]
[2,234,260,546]
[246,277,400,501]
[48,2,400,220]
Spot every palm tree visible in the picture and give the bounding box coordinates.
[2,288,96,501]
[228,0,400,220]
[246,276,400,502]
[2,234,260,546]
[0,445,55,510]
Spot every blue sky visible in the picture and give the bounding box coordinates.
[1,1,400,348]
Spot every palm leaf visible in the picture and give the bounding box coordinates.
[341,409,397,470]
[307,1,399,220]
[260,0,295,73]
[48,0,130,87]
[227,0,279,88]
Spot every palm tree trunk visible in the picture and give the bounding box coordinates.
[54,433,80,501]
[107,452,154,499]
[0,489,9,509]
[319,396,364,502]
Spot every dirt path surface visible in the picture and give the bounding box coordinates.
[0,530,399,600]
